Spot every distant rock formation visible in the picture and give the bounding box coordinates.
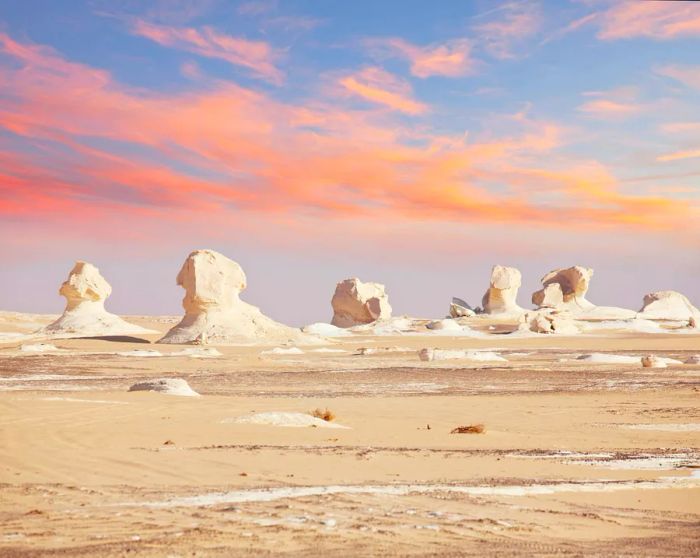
[482,265,523,315]
[532,266,594,311]
[42,261,151,338]
[638,291,700,323]
[331,278,392,327]
[449,297,475,318]
[158,249,304,344]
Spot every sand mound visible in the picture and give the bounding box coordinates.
[41,261,153,338]
[128,378,199,397]
[419,348,506,362]
[227,412,348,429]
[159,250,306,345]
[331,278,392,327]
[482,265,523,316]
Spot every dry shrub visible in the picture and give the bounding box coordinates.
[450,424,485,434]
[310,408,336,422]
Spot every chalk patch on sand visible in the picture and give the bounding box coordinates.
[225,412,348,429]
[116,349,164,357]
[261,347,305,355]
[419,348,507,362]
[20,343,61,353]
[310,348,348,353]
[171,347,223,358]
[130,476,700,508]
[302,323,351,337]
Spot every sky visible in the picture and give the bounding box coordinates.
[0,0,699,326]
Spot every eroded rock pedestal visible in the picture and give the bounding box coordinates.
[482,265,523,316]
[42,261,150,337]
[159,250,304,344]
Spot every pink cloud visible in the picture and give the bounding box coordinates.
[657,149,700,163]
[130,19,284,84]
[338,67,427,115]
[597,1,700,40]
[365,38,475,78]
[656,64,700,90]
[0,31,696,239]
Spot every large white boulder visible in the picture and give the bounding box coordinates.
[158,250,305,344]
[519,310,580,335]
[331,278,392,327]
[638,291,700,323]
[532,266,594,311]
[482,265,523,315]
[41,261,151,338]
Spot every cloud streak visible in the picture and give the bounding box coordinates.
[130,19,284,84]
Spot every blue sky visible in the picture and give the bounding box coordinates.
[0,1,698,323]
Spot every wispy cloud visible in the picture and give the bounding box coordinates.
[597,1,700,40]
[472,2,542,59]
[657,149,700,163]
[338,67,427,115]
[364,37,475,78]
[577,88,643,119]
[656,64,700,90]
[130,19,284,84]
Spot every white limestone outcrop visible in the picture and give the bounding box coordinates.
[331,278,392,327]
[42,261,151,338]
[532,266,594,311]
[158,250,305,344]
[482,265,523,315]
[638,291,700,323]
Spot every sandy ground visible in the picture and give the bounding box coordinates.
[0,313,699,556]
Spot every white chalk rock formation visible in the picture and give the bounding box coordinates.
[42,261,151,338]
[520,311,580,335]
[159,250,305,344]
[638,291,700,322]
[449,297,475,318]
[419,348,506,362]
[128,378,200,396]
[482,265,523,315]
[532,266,594,311]
[331,278,392,327]
[641,355,666,369]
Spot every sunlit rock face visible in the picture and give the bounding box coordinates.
[532,266,594,311]
[159,249,304,344]
[481,265,523,316]
[330,278,392,328]
[42,261,150,337]
[638,290,700,323]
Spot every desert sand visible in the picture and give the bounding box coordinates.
[1,304,699,557]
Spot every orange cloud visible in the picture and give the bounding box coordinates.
[338,67,427,114]
[130,19,284,84]
[597,1,700,40]
[577,99,642,118]
[657,149,700,162]
[0,32,696,237]
[365,38,475,78]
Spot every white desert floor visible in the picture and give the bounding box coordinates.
[0,312,699,556]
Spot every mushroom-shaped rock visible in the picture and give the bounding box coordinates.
[158,250,305,344]
[638,291,700,322]
[331,278,392,328]
[532,266,594,311]
[42,261,151,338]
[481,265,523,315]
[449,297,475,318]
